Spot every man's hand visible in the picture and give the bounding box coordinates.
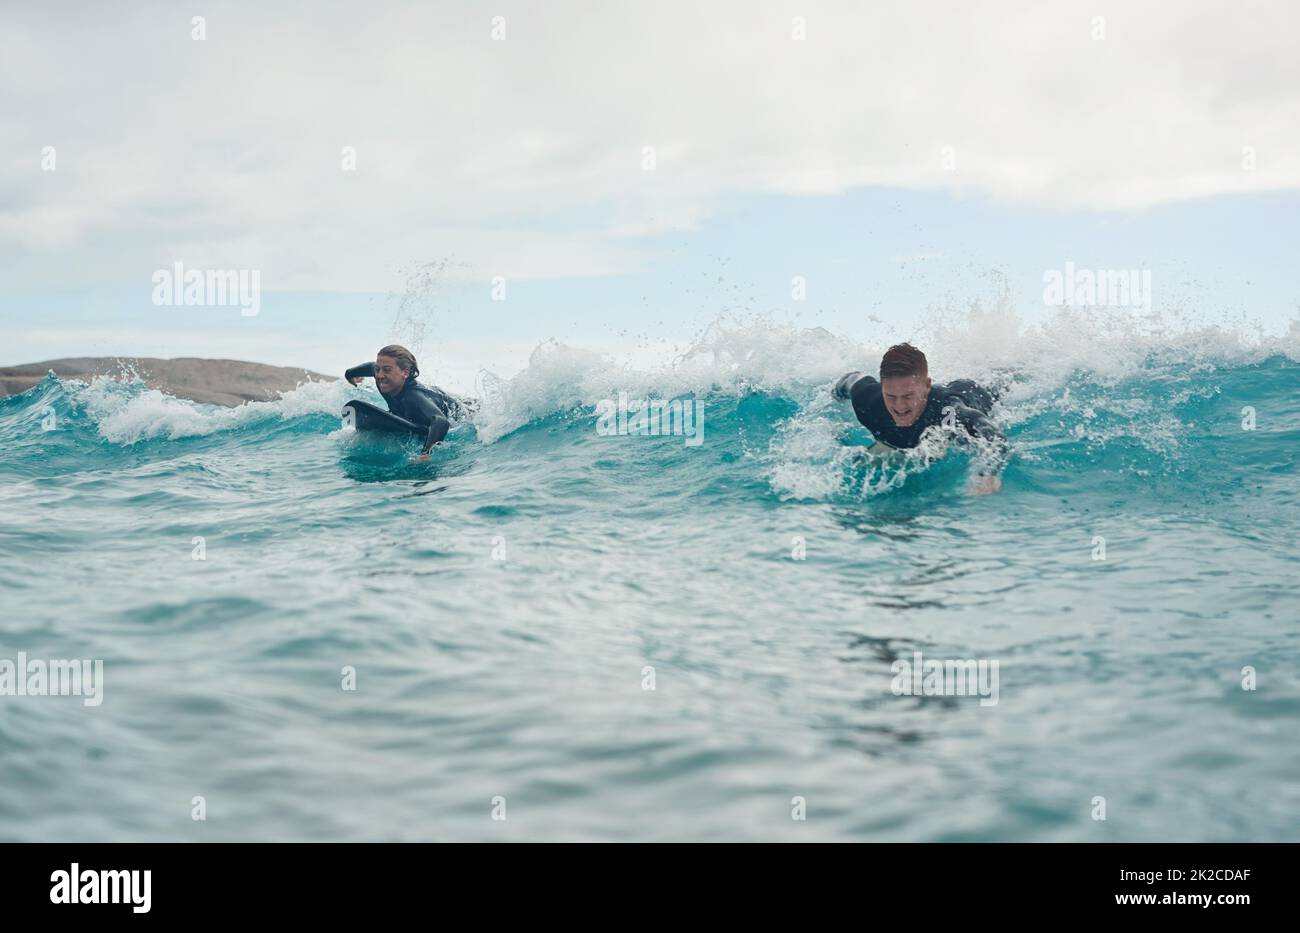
[348,375,365,386]
[968,474,1002,496]
[412,452,432,464]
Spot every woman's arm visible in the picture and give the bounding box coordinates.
[344,362,376,385]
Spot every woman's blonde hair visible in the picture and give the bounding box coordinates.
[377,344,419,379]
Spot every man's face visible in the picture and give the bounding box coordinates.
[374,355,409,394]
[880,374,931,427]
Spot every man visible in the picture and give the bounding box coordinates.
[832,342,1008,495]
[345,345,469,461]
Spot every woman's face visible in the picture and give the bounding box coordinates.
[374,355,409,394]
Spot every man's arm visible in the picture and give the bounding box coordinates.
[949,403,1009,491]
[833,372,882,434]
[345,361,375,385]
[832,371,867,401]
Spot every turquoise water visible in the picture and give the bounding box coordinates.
[2,319,1298,841]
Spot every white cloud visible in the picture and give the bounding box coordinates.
[2,0,1298,292]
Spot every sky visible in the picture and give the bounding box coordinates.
[3,0,1299,391]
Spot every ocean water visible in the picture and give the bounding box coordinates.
[2,314,1298,842]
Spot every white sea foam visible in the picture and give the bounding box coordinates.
[472,317,866,443]
[71,375,354,444]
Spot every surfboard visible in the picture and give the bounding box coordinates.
[342,399,424,436]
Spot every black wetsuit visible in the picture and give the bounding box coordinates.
[833,372,1008,475]
[345,362,470,452]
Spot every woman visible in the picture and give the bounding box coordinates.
[345,345,470,461]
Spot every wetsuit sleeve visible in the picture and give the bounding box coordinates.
[949,403,1010,476]
[345,362,375,381]
[847,375,882,430]
[405,391,451,452]
[832,371,866,401]
[833,372,884,431]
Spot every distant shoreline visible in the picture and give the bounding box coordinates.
[0,357,334,407]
